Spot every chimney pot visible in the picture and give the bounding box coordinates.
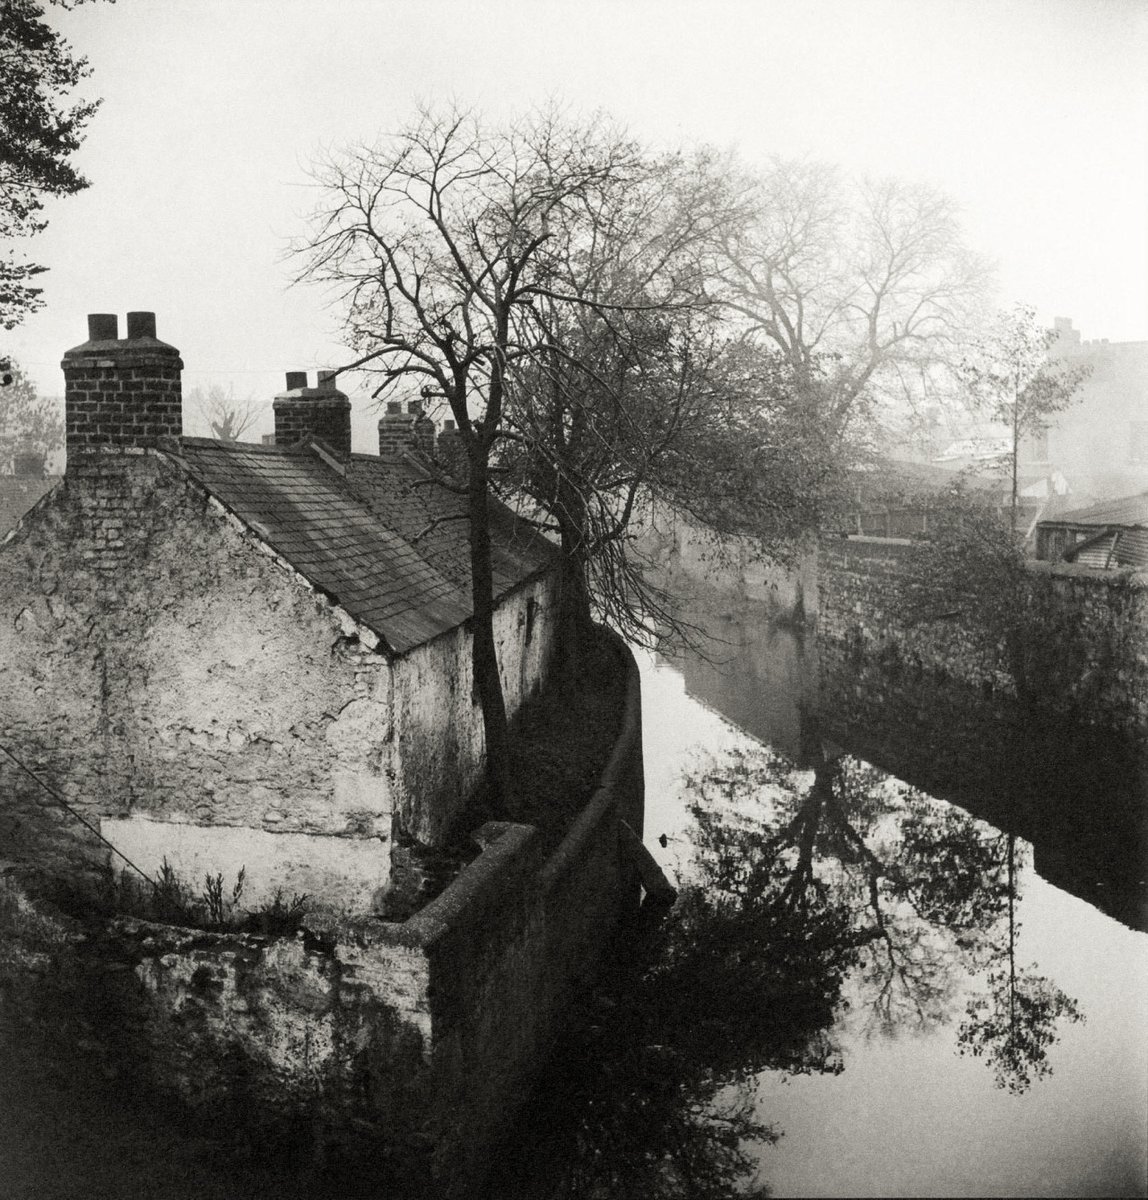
[386,401,403,415]
[317,369,337,388]
[126,311,157,339]
[64,312,182,464]
[407,400,422,415]
[88,313,118,341]
[285,370,308,390]
[443,419,456,431]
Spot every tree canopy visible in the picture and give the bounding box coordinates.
[0,356,63,469]
[295,105,743,796]
[0,0,104,329]
[956,303,1091,530]
[709,157,991,452]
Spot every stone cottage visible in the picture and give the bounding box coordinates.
[0,312,559,913]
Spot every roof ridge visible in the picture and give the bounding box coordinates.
[179,435,308,456]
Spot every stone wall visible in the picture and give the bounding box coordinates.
[818,536,1148,731]
[0,451,394,909]
[0,448,559,910]
[0,634,644,1197]
[634,499,818,618]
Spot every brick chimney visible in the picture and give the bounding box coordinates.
[413,402,435,458]
[272,370,352,458]
[378,400,418,459]
[62,312,182,468]
[435,419,466,477]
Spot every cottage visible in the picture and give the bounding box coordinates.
[1035,490,1148,569]
[0,312,560,913]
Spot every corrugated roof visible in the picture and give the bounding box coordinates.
[0,476,59,535]
[176,439,553,656]
[1047,490,1148,529]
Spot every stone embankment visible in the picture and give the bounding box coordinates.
[818,537,1148,733]
[0,632,645,1198]
[640,503,1148,733]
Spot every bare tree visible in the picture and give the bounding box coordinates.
[294,105,714,804]
[501,325,839,659]
[956,304,1090,532]
[188,382,265,443]
[709,158,991,449]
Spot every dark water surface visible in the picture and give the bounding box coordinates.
[633,588,1148,1198]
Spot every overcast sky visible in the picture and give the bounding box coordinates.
[8,0,1148,444]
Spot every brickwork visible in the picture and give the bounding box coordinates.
[414,412,435,459]
[272,371,352,457]
[378,401,418,459]
[434,420,466,478]
[62,313,182,459]
[64,357,182,455]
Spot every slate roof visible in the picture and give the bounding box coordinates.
[177,438,555,656]
[346,454,554,596]
[1042,490,1148,529]
[0,476,59,536]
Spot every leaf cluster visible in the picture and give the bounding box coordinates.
[0,355,64,464]
[1,0,106,327]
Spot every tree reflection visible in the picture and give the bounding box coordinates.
[489,742,1086,1198]
[956,834,1084,1093]
[486,759,863,1199]
[680,741,1083,1094]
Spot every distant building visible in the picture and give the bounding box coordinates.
[1045,318,1148,505]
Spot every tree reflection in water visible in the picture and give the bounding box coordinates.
[682,740,1084,1093]
[487,759,863,1198]
[490,741,1084,1198]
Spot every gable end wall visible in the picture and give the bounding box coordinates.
[0,451,395,910]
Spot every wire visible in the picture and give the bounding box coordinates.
[0,740,157,887]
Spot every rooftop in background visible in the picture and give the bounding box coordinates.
[1044,490,1148,530]
[0,477,60,537]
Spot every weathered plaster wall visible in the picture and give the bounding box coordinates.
[382,572,558,848]
[0,634,643,1198]
[0,450,393,908]
[1,447,560,907]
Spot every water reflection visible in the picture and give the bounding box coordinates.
[655,580,1147,932]
[681,742,1084,1095]
[492,581,1145,1197]
[492,743,1092,1198]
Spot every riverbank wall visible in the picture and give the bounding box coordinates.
[817,536,1148,732]
[633,502,819,620]
[639,504,1148,733]
[0,635,645,1197]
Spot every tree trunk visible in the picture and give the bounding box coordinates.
[1010,384,1020,536]
[555,481,596,680]
[467,456,516,810]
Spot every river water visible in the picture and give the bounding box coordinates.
[629,584,1148,1198]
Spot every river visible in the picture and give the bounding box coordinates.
[626,583,1148,1198]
